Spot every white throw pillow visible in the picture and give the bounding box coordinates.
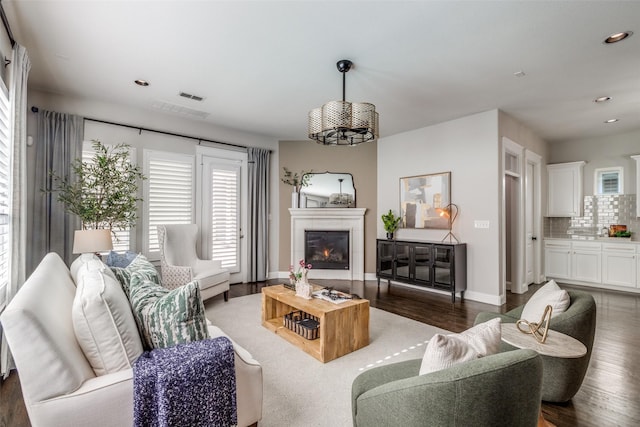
[419,318,501,375]
[520,280,570,323]
[72,269,143,376]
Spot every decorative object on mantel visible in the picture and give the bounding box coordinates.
[289,259,313,299]
[308,59,379,146]
[516,304,553,343]
[281,167,312,208]
[381,209,402,240]
[400,172,451,229]
[436,203,460,243]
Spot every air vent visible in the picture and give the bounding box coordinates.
[151,100,210,119]
[179,91,205,102]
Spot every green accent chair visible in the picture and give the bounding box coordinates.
[352,349,543,427]
[475,289,596,403]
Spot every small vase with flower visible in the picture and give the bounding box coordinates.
[289,258,313,299]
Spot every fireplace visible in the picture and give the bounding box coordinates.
[304,230,350,270]
[289,208,366,280]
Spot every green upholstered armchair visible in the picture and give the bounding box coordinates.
[475,289,596,403]
[352,349,543,427]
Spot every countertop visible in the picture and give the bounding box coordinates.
[545,235,639,243]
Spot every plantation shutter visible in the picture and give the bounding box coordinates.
[144,151,194,256]
[600,172,619,194]
[210,163,240,269]
[81,142,134,251]
[0,82,9,307]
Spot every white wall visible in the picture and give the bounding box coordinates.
[26,89,281,277]
[378,110,502,305]
[549,129,640,195]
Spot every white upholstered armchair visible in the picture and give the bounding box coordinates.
[157,224,230,301]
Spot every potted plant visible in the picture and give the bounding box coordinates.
[281,167,312,208]
[50,140,146,236]
[381,209,402,239]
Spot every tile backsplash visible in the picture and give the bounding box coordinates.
[544,194,639,237]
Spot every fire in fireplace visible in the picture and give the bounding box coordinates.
[304,230,350,270]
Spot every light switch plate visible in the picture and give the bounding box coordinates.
[474,220,490,229]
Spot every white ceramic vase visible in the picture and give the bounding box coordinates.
[291,191,299,208]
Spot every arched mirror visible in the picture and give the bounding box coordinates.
[300,172,356,208]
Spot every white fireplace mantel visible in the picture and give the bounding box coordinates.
[289,208,367,281]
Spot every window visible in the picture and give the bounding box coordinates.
[143,150,194,258]
[81,141,136,251]
[0,81,9,308]
[594,167,623,195]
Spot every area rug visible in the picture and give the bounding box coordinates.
[205,293,449,427]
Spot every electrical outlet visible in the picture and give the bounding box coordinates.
[474,220,490,229]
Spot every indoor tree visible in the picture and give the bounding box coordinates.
[50,140,146,231]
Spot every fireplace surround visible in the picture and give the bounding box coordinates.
[290,208,366,280]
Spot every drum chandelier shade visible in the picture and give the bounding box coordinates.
[308,60,379,146]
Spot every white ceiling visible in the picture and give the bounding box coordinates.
[4,0,640,143]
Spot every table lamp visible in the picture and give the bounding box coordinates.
[73,229,113,260]
[436,203,459,243]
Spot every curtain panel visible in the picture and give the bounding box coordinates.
[1,43,30,378]
[30,110,84,273]
[247,147,270,282]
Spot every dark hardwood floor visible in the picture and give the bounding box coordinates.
[2,280,639,426]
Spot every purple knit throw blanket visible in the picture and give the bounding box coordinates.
[133,337,237,427]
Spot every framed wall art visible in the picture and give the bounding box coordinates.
[400,171,451,229]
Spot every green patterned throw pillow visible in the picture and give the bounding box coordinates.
[110,253,160,295]
[128,272,209,349]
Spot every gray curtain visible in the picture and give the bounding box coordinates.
[247,147,270,282]
[30,110,83,273]
[1,44,31,378]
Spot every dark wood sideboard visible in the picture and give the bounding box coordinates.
[376,239,467,303]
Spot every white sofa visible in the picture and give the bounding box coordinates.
[0,252,262,427]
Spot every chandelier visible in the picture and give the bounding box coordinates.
[308,60,379,146]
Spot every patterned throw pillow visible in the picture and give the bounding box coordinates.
[110,253,161,295]
[128,272,209,349]
[105,250,139,268]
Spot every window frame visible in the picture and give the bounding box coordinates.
[594,166,624,195]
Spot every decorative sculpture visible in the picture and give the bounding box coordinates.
[516,304,553,343]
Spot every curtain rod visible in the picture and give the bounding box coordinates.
[0,1,15,48]
[31,106,257,152]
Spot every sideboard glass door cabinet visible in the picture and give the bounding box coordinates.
[376,239,467,302]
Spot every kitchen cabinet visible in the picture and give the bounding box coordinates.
[376,239,466,302]
[602,243,637,288]
[544,240,571,280]
[547,161,585,217]
[545,239,639,291]
[572,241,602,284]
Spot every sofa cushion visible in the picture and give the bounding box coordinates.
[419,318,501,375]
[110,253,160,294]
[70,253,100,285]
[72,267,144,376]
[105,250,139,268]
[129,273,209,349]
[521,279,570,323]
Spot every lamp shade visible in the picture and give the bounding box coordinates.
[73,229,114,254]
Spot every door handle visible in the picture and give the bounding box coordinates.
[531,236,537,241]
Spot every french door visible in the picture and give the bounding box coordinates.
[196,147,247,283]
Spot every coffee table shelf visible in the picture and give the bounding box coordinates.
[261,285,369,363]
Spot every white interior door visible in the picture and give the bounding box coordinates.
[525,162,535,284]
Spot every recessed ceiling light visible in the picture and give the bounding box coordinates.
[603,31,633,44]
[604,118,619,123]
[134,79,149,87]
[594,96,612,103]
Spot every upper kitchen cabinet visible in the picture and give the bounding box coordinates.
[547,161,585,217]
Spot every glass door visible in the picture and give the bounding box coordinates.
[395,242,411,281]
[413,243,432,285]
[377,240,394,279]
[433,245,453,289]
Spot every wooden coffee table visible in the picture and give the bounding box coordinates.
[261,284,369,363]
